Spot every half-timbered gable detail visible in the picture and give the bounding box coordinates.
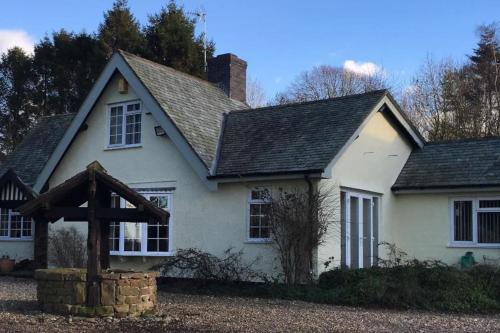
[0,169,35,241]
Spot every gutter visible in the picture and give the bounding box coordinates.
[207,169,324,180]
[392,184,500,194]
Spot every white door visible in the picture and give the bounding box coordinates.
[344,191,377,268]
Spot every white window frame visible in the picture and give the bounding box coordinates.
[343,190,379,268]
[0,208,33,241]
[106,100,142,149]
[450,196,500,248]
[110,191,173,256]
[246,187,272,243]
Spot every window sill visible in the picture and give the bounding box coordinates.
[0,238,33,242]
[245,239,272,244]
[447,243,500,249]
[110,252,173,257]
[104,144,142,151]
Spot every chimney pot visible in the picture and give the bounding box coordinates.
[208,53,247,103]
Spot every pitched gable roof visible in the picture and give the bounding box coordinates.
[393,137,500,192]
[32,51,246,192]
[0,114,75,188]
[119,51,247,167]
[214,90,395,177]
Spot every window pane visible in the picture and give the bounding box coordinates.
[10,215,22,238]
[250,204,260,216]
[479,200,500,208]
[260,227,270,239]
[249,201,271,239]
[0,209,8,237]
[109,221,120,252]
[146,195,169,253]
[249,227,260,238]
[148,224,159,238]
[147,238,158,252]
[125,113,141,145]
[478,212,500,243]
[454,201,473,241]
[250,216,260,227]
[22,219,32,237]
[124,222,141,251]
[159,239,168,252]
[158,225,168,238]
[109,106,123,145]
[261,203,271,216]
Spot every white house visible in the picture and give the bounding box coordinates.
[1,51,499,276]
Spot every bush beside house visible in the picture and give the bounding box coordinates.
[156,247,500,313]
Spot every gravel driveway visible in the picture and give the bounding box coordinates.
[1,276,499,332]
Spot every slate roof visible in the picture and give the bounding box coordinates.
[393,137,500,191]
[0,114,75,188]
[119,51,248,168]
[214,90,388,177]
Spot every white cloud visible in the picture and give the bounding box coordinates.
[274,76,282,84]
[0,30,34,55]
[343,60,381,76]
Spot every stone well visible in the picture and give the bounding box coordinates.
[35,268,159,317]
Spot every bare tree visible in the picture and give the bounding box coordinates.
[402,24,500,141]
[400,57,457,140]
[49,227,87,268]
[273,65,388,105]
[246,77,267,108]
[266,181,337,284]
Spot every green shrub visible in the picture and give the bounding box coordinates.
[318,262,500,313]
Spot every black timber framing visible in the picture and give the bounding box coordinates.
[18,161,169,307]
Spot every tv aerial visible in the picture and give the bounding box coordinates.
[189,7,208,72]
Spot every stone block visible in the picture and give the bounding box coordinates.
[76,306,96,317]
[118,286,139,296]
[73,282,86,304]
[129,279,146,288]
[124,296,139,304]
[115,295,126,305]
[101,282,115,306]
[117,279,130,286]
[113,304,130,315]
[95,306,114,317]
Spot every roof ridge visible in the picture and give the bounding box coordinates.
[228,89,388,115]
[426,136,500,145]
[117,50,238,99]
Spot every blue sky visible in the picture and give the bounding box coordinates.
[1,0,499,99]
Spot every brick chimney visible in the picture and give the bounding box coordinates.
[208,53,247,103]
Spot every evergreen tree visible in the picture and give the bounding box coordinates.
[144,0,214,78]
[468,24,500,135]
[98,0,145,55]
[0,47,36,156]
[32,30,107,115]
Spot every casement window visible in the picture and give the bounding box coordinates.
[108,101,142,148]
[451,198,500,246]
[248,188,271,241]
[0,208,33,240]
[109,191,172,256]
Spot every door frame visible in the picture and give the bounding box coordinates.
[344,190,378,268]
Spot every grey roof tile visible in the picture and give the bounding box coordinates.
[119,51,247,168]
[214,90,387,177]
[393,137,500,190]
[0,114,75,187]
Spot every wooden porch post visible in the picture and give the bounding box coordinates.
[33,218,48,269]
[100,191,111,270]
[86,169,102,307]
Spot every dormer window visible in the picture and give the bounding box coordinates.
[108,101,142,148]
